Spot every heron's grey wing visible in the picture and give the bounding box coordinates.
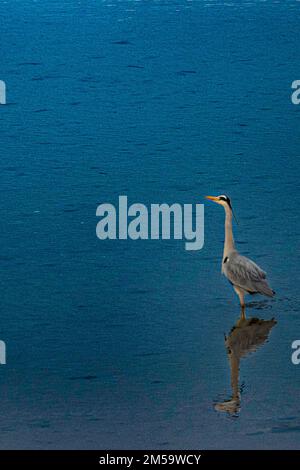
[223,252,274,297]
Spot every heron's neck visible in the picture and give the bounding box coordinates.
[223,206,235,258]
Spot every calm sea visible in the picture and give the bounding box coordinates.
[0,0,300,449]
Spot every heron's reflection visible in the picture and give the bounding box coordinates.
[215,311,276,415]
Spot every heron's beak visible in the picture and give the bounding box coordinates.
[205,195,219,202]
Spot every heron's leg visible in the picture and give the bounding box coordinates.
[233,286,245,309]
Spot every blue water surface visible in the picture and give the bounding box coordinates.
[0,0,300,449]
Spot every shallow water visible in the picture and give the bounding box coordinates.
[0,0,300,449]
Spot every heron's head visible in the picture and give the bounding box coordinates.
[205,194,232,210]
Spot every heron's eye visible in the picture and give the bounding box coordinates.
[219,196,227,202]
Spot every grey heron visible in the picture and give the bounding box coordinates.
[205,195,275,310]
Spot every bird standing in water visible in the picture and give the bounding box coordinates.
[205,195,275,312]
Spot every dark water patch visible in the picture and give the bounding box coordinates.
[246,301,274,310]
[79,77,100,83]
[112,40,132,45]
[0,102,16,106]
[62,208,79,213]
[17,62,42,66]
[271,425,300,434]
[127,289,155,295]
[0,255,15,262]
[105,324,127,329]
[278,416,297,421]
[127,65,144,69]
[176,70,197,75]
[28,420,51,429]
[134,352,165,358]
[3,166,18,172]
[237,58,253,63]
[31,74,66,81]
[69,375,98,381]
